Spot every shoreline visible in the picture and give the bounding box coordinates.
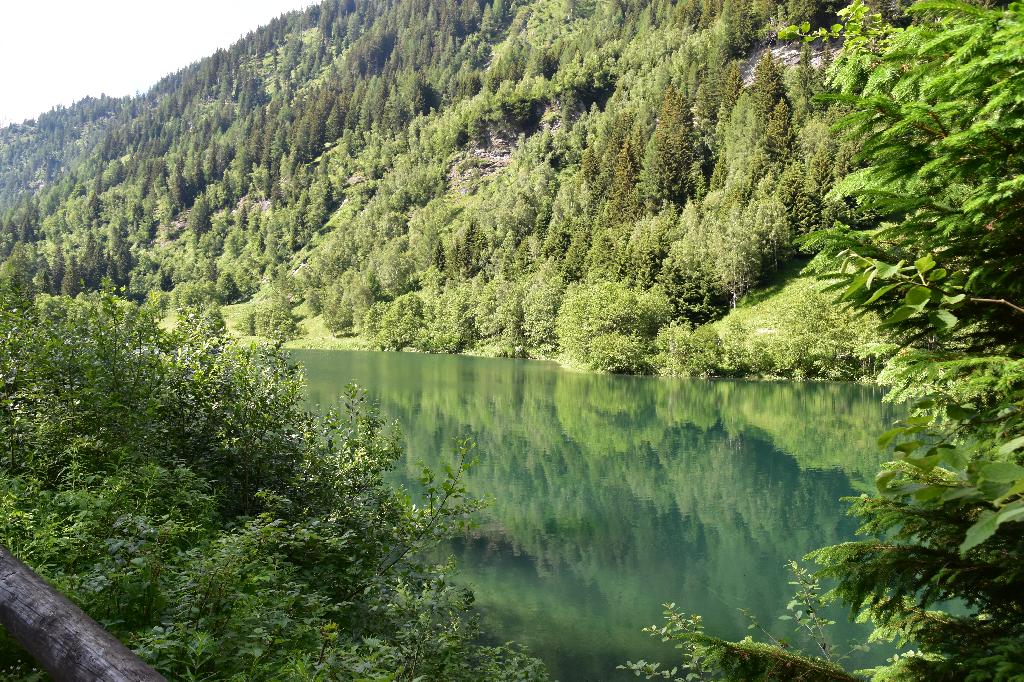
[279,335,877,385]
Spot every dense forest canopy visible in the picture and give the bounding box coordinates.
[0,0,880,379]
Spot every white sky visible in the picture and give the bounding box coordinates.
[0,0,318,126]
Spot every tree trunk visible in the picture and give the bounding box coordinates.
[0,545,165,681]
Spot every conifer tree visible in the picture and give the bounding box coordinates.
[630,3,1024,679]
[642,87,695,207]
[189,193,213,235]
[82,232,104,289]
[607,125,644,222]
[51,238,66,295]
[751,51,787,123]
[62,255,81,297]
[761,99,795,165]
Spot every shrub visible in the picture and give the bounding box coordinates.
[173,280,218,311]
[245,298,299,342]
[305,287,323,315]
[371,292,425,351]
[556,281,671,373]
[656,277,882,380]
[523,269,565,355]
[420,284,478,353]
[322,286,355,336]
[215,270,242,304]
[656,323,723,378]
[0,289,548,680]
[588,332,654,374]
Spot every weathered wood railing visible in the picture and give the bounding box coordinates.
[0,546,165,681]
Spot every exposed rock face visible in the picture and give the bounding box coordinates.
[236,195,272,212]
[742,38,843,85]
[447,130,517,192]
[446,104,569,193]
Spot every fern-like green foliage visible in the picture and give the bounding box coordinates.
[634,1,1024,679]
[814,3,1024,677]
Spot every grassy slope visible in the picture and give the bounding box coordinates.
[692,266,882,381]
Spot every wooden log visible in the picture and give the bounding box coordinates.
[0,545,165,681]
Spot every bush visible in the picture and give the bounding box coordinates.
[215,270,242,304]
[420,284,478,353]
[588,332,655,374]
[0,289,548,680]
[655,277,883,380]
[245,298,299,342]
[371,292,425,351]
[523,269,565,355]
[478,280,527,358]
[656,323,723,378]
[173,280,218,311]
[556,281,671,373]
[322,286,355,336]
[306,287,323,315]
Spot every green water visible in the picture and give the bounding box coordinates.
[293,349,897,681]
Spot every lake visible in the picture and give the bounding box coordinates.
[293,349,897,681]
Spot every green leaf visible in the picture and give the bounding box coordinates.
[962,505,1024,553]
[938,446,968,469]
[909,455,942,473]
[876,470,898,491]
[883,306,918,325]
[929,309,958,331]
[927,268,947,282]
[915,254,936,274]
[996,479,1024,504]
[842,273,870,300]
[961,510,999,553]
[864,283,899,305]
[878,427,905,448]
[914,482,945,499]
[997,436,1024,456]
[941,486,979,503]
[895,440,924,455]
[997,506,1024,525]
[904,286,931,307]
[979,462,1024,483]
[873,261,900,278]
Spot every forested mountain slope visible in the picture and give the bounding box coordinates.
[0,0,877,377]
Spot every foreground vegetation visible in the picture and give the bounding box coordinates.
[626,1,1024,679]
[0,288,546,680]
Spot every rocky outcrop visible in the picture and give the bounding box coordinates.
[742,38,843,85]
[447,130,517,192]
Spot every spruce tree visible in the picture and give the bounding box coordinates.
[642,87,695,208]
[630,2,1024,679]
[751,51,787,124]
[761,100,794,166]
[62,255,81,297]
[51,239,66,295]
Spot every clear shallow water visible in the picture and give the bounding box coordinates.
[293,349,898,681]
